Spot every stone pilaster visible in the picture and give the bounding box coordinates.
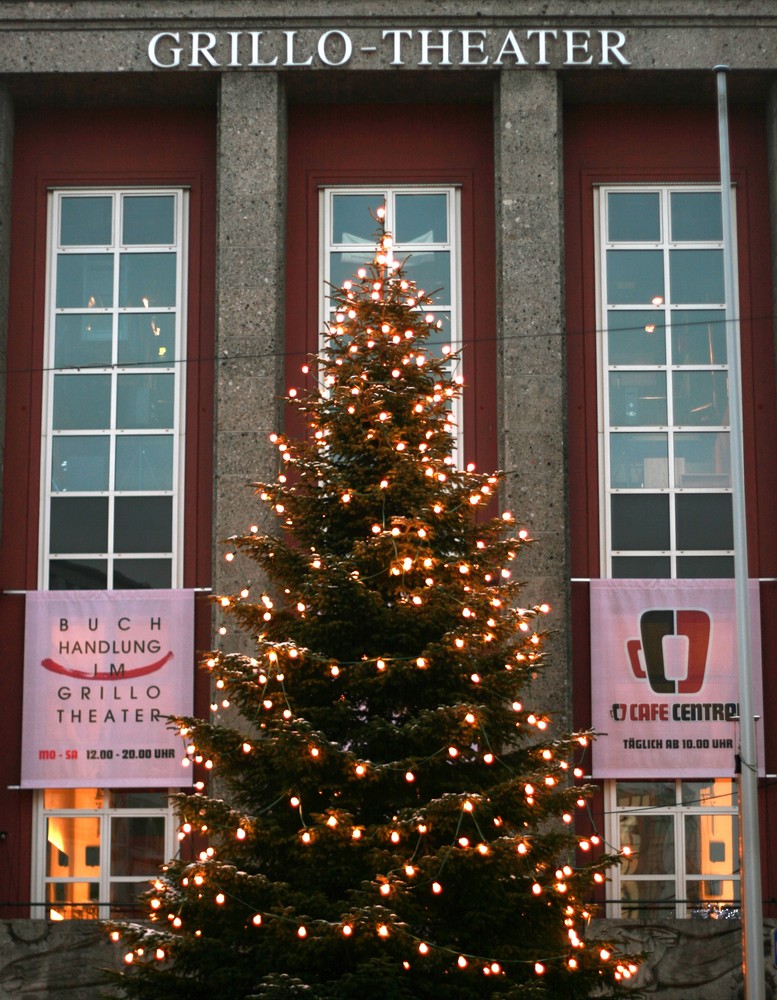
[213,73,287,599]
[494,70,570,726]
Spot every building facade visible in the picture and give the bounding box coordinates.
[1,3,777,996]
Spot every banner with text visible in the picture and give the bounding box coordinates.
[21,590,194,788]
[590,579,764,778]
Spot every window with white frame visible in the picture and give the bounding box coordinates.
[34,189,187,917]
[606,779,739,920]
[599,186,733,579]
[42,189,187,591]
[34,788,176,920]
[320,187,462,463]
[597,186,740,919]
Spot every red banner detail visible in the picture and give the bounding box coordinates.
[41,650,173,681]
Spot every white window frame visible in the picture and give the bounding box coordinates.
[33,187,188,917]
[605,779,740,920]
[39,187,189,590]
[595,183,737,579]
[31,789,176,921]
[595,185,742,919]
[319,185,463,467]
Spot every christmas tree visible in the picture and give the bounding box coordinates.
[109,213,638,999]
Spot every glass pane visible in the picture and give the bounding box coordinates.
[395,194,448,243]
[619,814,675,874]
[44,788,102,809]
[51,436,109,492]
[53,375,111,430]
[116,374,175,429]
[612,556,671,578]
[332,194,383,244]
[111,816,166,876]
[619,880,675,920]
[616,781,676,808]
[675,432,730,488]
[671,310,727,365]
[49,558,107,590]
[610,432,668,488]
[46,882,100,920]
[50,497,108,553]
[611,494,670,551]
[110,880,148,915]
[56,254,114,309]
[607,310,666,365]
[424,313,452,356]
[111,791,168,809]
[669,250,724,304]
[609,371,667,426]
[54,315,113,368]
[330,250,374,288]
[114,497,172,553]
[46,815,101,876]
[60,196,112,247]
[114,559,172,590]
[123,195,175,246]
[682,779,737,809]
[672,371,729,425]
[118,253,176,307]
[687,880,740,918]
[606,250,664,305]
[685,815,738,875]
[118,313,176,365]
[607,192,661,242]
[670,192,722,242]
[677,556,734,578]
[115,436,173,491]
[403,251,451,304]
[676,494,733,551]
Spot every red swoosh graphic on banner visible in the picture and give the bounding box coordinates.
[41,651,173,681]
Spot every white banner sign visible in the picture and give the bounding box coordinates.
[590,579,764,779]
[21,590,194,788]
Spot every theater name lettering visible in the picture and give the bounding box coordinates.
[148,27,630,70]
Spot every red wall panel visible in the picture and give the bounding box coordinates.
[0,107,216,915]
[285,103,497,473]
[564,103,777,913]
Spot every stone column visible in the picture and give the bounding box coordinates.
[213,73,287,599]
[0,85,13,536]
[494,71,570,726]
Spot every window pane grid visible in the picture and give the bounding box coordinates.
[43,189,185,590]
[321,186,462,466]
[601,185,733,578]
[607,780,739,919]
[38,789,174,920]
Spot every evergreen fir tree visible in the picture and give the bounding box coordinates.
[109,214,638,999]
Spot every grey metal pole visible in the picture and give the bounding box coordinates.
[715,65,765,1000]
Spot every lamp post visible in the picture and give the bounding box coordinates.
[715,64,765,1000]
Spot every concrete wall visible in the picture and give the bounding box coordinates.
[3,918,776,999]
[0,920,121,999]
[495,68,570,725]
[593,918,777,999]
